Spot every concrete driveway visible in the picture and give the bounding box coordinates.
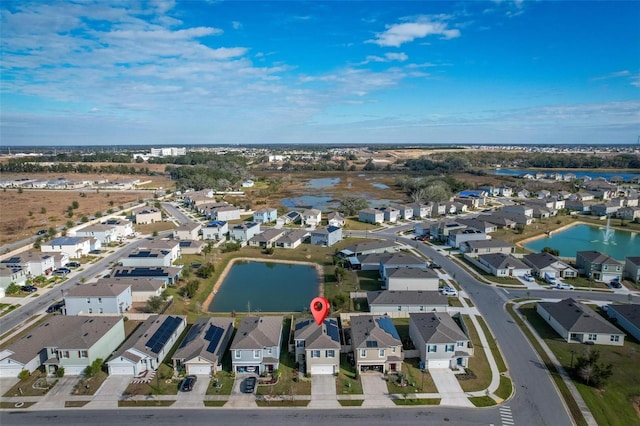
[429,368,473,407]
[175,375,208,408]
[85,375,132,408]
[226,375,257,408]
[360,373,394,407]
[308,375,339,408]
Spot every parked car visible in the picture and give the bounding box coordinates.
[429,263,442,269]
[53,268,71,276]
[21,285,38,293]
[35,229,47,236]
[89,249,102,255]
[523,273,535,282]
[179,375,196,392]
[440,286,458,297]
[243,377,257,394]
[608,280,622,289]
[46,301,65,313]
[555,283,574,290]
[66,262,81,268]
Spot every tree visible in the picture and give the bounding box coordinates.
[331,293,348,310]
[337,197,369,216]
[147,295,164,313]
[40,207,47,215]
[81,215,89,223]
[71,201,79,209]
[5,283,21,295]
[335,266,346,286]
[56,367,65,377]
[197,262,215,278]
[84,359,103,377]
[542,246,560,256]
[33,237,42,250]
[183,279,200,298]
[574,350,613,388]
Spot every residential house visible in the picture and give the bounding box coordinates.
[301,209,322,227]
[394,205,414,220]
[522,252,578,279]
[490,211,534,226]
[276,211,302,227]
[527,205,552,219]
[624,257,640,283]
[310,226,342,247]
[178,240,204,255]
[447,229,488,248]
[111,266,181,285]
[0,265,28,292]
[209,205,241,222]
[0,252,55,277]
[64,282,132,315]
[477,253,530,277]
[96,277,165,303]
[0,316,125,377]
[431,203,447,217]
[326,212,345,227]
[591,202,622,217]
[248,228,286,248]
[202,221,229,241]
[516,189,530,199]
[358,208,384,224]
[230,222,261,243]
[121,248,173,268]
[478,185,500,196]
[367,291,449,315]
[253,208,278,224]
[385,268,439,291]
[293,318,341,375]
[339,240,399,258]
[617,207,640,222]
[133,207,162,224]
[140,239,181,263]
[406,202,431,219]
[107,315,186,376]
[242,179,254,188]
[536,298,624,346]
[456,218,497,234]
[274,229,309,249]
[173,222,201,240]
[576,251,623,282]
[481,214,517,229]
[74,224,118,244]
[565,200,593,214]
[409,312,473,369]
[379,253,429,280]
[41,237,97,259]
[102,219,134,239]
[195,202,228,217]
[172,317,234,376]
[502,205,533,217]
[230,316,283,375]
[429,220,466,243]
[350,315,403,373]
[607,304,640,342]
[379,207,400,223]
[459,239,515,255]
[52,253,70,269]
[498,186,513,197]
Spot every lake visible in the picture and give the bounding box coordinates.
[523,223,640,261]
[493,169,639,181]
[208,261,319,313]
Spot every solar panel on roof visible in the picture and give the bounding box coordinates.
[325,320,340,342]
[146,316,182,354]
[205,326,225,353]
[295,320,311,331]
[376,317,400,340]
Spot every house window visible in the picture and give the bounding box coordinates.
[588,334,597,341]
[98,308,103,314]
[360,349,366,357]
[253,350,260,359]
[88,308,92,314]
[61,351,69,359]
[98,297,102,304]
[457,341,465,347]
[397,306,402,311]
[86,298,91,303]
[419,306,425,311]
[326,350,335,358]
[445,344,454,352]
[427,345,437,353]
[379,349,385,358]
[79,350,88,358]
[311,350,321,358]
[234,350,240,359]
[611,335,620,342]
[296,340,305,348]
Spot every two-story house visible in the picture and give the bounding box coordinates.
[350,315,403,374]
[310,226,342,247]
[41,237,98,259]
[134,207,162,224]
[576,250,623,282]
[64,282,132,315]
[409,312,473,369]
[301,209,322,227]
[172,317,234,376]
[0,252,55,277]
[173,222,202,240]
[624,257,640,283]
[230,222,261,243]
[140,239,181,263]
[202,221,229,241]
[74,223,118,244]
[358,208,384,224]
[230,316,283,375]
[253,208,278,224]
[120,248,173,268]
[293,318,341,375]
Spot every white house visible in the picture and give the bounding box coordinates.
[141,239,181,263]
[64,282,132,315]
[477,253,530,277]
[74,223,118,244]
[134,207,162,224]
[0,265,28,291]
[0,252,55,277]
[120,248,174,268]
[173,222,201,240]
[230,222,261,242]
[409,312,473,369]
[301,209,322,227]
[358,208,384,224]
[96,277,166,303]
[41,237,98,259]
[385,268,439,291]
[367,291,449,314]
[202,221,229,241]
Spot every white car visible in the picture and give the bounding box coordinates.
[522,274,535,282]
[555,283,574,290]
[440,286,458,297]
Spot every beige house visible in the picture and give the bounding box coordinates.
[134,207,163,224]
[350,315,403,374]
[293,318,341,375]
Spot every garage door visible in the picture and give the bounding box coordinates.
[0,366,23,378]
[188,365,211,375]
[310,365,335,375]
[601,273,618,283]
[109,365,135,375]
[428,359,450,369]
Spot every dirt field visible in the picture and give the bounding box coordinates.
[0,189,143,246]
[0,170,174,190]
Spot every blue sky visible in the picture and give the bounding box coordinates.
[1,0,639,146]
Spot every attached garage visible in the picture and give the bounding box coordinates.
[108,364,135,375]
[310,365,335,375]
[187,364,212,376]
[0,365,24,378]
[427,359,451,369]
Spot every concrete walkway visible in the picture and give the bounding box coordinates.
[308,375,340,408]
[360,373,395,408]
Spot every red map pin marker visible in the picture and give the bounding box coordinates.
[310,296,330,325]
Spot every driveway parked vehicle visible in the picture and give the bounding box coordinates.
[46,301,65,313]
[66,262,81,268]
[243,377,256,393]
[608,280,622,289]
[439,286,458,297]
[555,283,574,290]
[21,285,38,293]
[523,273,535,282]
[53,268,71,276]
[179,375,197,392]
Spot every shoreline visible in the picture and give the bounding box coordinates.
[516,219,635,248]
[202,257,325,313]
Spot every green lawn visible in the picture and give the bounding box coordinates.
[457,315,491,392]
[393,398,441,406]
[337,355,363,395]
[387,358,436,394]
[475,316,508,373]
[356,270,383,291]
[338,399,364,406]
[207,370,234,396]
[495,375,513,400]
[256,399,310,407]
[469,395,496,407]
[203,401,227,407]
[520,304,640,426]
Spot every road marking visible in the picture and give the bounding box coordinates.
[499,405,515,426]
[502,288,510,294]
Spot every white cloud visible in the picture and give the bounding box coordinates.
[368,17,461,47]
[362,52,408,64]
[232,21,242,30]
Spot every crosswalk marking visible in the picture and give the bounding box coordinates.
[499,405,515,426]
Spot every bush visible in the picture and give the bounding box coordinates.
[84,359,103,378]
[18,370,30,381]
[147,295,164,313]
[5,283,21,295]
[56,367,65,377]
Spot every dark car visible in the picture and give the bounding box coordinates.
[21,285,38,293]
[46,301,65,313]
[243,377,257,393]
[67,262,81,268]
[609,280,622,289]
[180,375,196,392]
[429,263,442,269]
[35,229,47,236]
[89,249,102,255]
[53,268,71,276]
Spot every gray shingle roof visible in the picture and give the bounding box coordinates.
[97,277,164,292]
[409,312,468,344]
[367,290,448,306]
[294,318,341,350]
[577,251,622,266]
[172,317,234,364]
[538,298,623,335]
[111,315,186,360]
[65,282,130,297]
[230,316,283,350]
[386,268,438,280]
[350,315,401,349]
[607,304,640,329]
[478,253,529,270]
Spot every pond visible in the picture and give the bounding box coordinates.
[306,177,340,189]
[208,261,320,313]
[523,223,640,261]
